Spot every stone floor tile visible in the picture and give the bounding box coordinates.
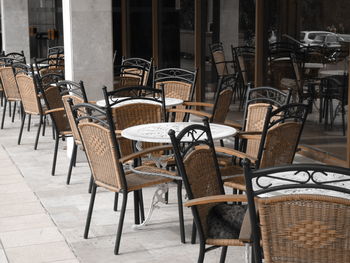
[0,227,65,248]
[0,248,9,263]
[0,191,38,206]
[0,202,45,218]
[0,182,31,193]
[5,241,76,263]
[0,214,54,233]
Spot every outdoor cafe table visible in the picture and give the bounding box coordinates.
[121,122,237,228]
[96,97,183,108]
[319,69,347,78]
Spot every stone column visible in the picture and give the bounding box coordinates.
[62,0,113,101]
[220,0,239,57]
[1,0,30,59]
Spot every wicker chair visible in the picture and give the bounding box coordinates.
[209,42,234,78]
[243,162,350,263]
[34,57,64,77]
[232,46,255,107]
[0,65,22,129]
[60,80,88,184]
[153,67,197,122]
[169,118,251,263]
[3,51,26,63]
[102,85,187,241]
[167,74,237,125]
[15,68,49,149]
[121,57,153,86]
[72,102,174,255]
[37,73,69,175]
[221,102,310,191]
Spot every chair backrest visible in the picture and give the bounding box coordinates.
[153,67,197,121]
[4,51,26,64]
[121,57,153,86]
[73,103,127,192]
[169,118,224,241]
[243,162,350,263]
[37,74,69,133]
[0,66,21,100]
[47,46,64,57]
[211,74,236,123]
[15,72,42,115]
[103,85,166,156]
[60,80,88,144]
[210,42,229,77]
[242,85,292,130]
[34,57,64,77]
[255,102,310,169]
[232,46,255,86]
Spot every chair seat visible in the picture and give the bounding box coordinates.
[206,238,245,247]
[126,166,174,192]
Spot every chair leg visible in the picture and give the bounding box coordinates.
[133,191,140,224]
[342,103,346,136]
[34,116,43,150]
[88,174,94,193]
[42,115,47,136]
[1,99,7,129]
[114,192,128,255]
[18,113,26,145]
[27,114,31,131]
[138,190,145,222]
[11,101,16,122]
[66,143,77,184]
[197,242,205,263]
[113,192,119,212]
[84,183,97,239]
[8,101,11,117]
[177,180,185,243]
[191,219,197,244]
[51,134,59,176]
[220,246,228,263]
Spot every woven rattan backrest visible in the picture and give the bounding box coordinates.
[259,122,301,168]
[184,148,222,238]
[257,194,350,263]
[62,95,84,143]
[112,103,162,156]
[212,50,228,77]
[0,67,20,100]
[78,122,122,191]
[212,88,233,123]
[16,74,41,115]
[113,76,141,93]
[156,80,192,121]
[121,68,144,85]
[245,103,277,157]
[44,86,70,133]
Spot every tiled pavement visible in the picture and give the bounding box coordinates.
[0,112,249,262]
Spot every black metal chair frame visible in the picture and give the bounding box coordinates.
[121,57,153,86]
[243,161,350,263]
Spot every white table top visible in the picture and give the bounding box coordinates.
[121,122,237,143]
[96,97,183,108]
[319,69,347,77]
[304,62,324,69]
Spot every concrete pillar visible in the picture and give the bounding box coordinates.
[62,0,113,101]
[220,0,239,58]
[1,0,30,59]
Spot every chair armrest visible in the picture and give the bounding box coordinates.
[236,131,262,140]
[184,194,247,207]
[215,146,258,162]
[44,107,65,114]
[88,100,96,104]
[119,144,173,163]
[224,120,242,129]
[239,210,252,242]
[167,108,212,118]
[182,101,214,108]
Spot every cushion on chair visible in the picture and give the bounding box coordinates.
[207,203,247,239]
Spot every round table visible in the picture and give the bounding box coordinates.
[121,122,237,143]
[96,97,183,108]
